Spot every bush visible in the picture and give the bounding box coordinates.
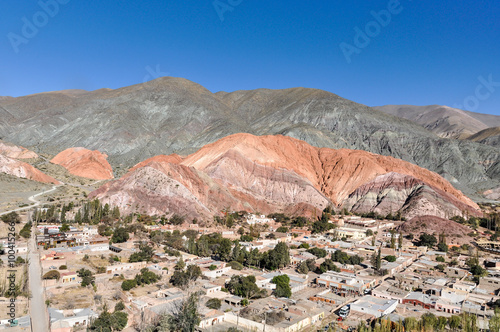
[19,222,32,238]
[121,279,137,291]
[384,255,396,262]
[209,264,217,271]
[436,256,445,262]
[112,227,130,243]
[229,261,243,270]
[205,298,222,310]
[1,212,20,224]
[307,247,327,258]
[115,301,125,311]
[59,265,67,270]
[298,243,310,249]
[43,270,61,280]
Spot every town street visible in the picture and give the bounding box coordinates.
[28,229,49,332]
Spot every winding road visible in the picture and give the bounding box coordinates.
[0,184,60,216]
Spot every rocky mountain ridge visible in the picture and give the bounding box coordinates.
[90,134,480,220]
[1,77,499,198]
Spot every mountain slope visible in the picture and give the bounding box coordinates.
[90,134,480,219]
[0,140,38,159]
[0,154,59,184]
[373,105,498,139]
[467,127,500,147]
[1,77,499,197]
[51,148,114,180]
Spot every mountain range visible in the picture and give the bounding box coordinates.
[1,77,499,200]
[89,133,480,220]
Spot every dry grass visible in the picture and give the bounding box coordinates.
[0,299,29,320]
[48,285,94,309]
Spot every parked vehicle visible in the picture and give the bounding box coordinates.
[339,305,350,318]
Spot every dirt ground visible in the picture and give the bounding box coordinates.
[0,265,29,319]
[0,299,29,320]
[47,285,95,309]
[0,173,50,212]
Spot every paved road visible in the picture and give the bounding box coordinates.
[28,229,49,332]
[0,185,59,216]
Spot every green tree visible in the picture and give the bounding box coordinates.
[1,212,20,224]
[437,316,447,331]
[436,255,445,262]
[60,223,70,232]
[170,271,188,288]
[134,268,161,286]
[297,261,309,274]
[306,247,327,258]
[271,274,292,298]
[121,279,137,291]
[421,313,437,331]
[43,270,60,280]
[489,310,500,332]
[165,293,200,332]
[371,248,381,272]
[437,242,449,252]
[448,315,461,332]
[417,233,437,247]
[129,242,154,262]
[185,265,202,281]
[226,275,265,299]
[169,214,185,225]
[19,222,32,239]
[384,255,396,262]
[77,268,95,287]
[205,298,221,310]
[115,301,125,311]
[90,310,128,331]
[264,242,290,270]
[111,227,129,243]
[276,226,289,233]
[217,238,232,262]
[175,258,185,271]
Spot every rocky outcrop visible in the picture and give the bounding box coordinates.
[0,154,59,184]
[399,215,474,245]
[91,134,480,219]
[343,172,480,219]
[91,155,329,219]
[0,141,38,159]
[51,148,113,180]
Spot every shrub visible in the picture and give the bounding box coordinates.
[384,255,396,262]
[121,279,137,291]
[59,265,67,270]
[43,270,61,280]
[205,298,222,310]
[115,301,125,311]
[229,261,243,270]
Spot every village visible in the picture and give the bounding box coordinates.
[1,202,500,332]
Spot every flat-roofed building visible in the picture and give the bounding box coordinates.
[350,295,398,318]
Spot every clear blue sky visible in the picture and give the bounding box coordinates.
[1,1,499,114]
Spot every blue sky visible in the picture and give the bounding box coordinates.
[1,0,499,114]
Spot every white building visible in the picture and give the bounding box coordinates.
[246,214,273,225]
[350,296,398,318]
[48,308,97,328]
